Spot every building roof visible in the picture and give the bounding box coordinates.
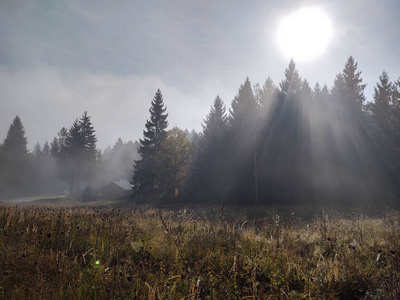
[112,179,133,191]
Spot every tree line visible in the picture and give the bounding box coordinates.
[1,56,400,206]
[131,57,400,206]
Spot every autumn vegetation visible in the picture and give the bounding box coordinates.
[1,202,399,299]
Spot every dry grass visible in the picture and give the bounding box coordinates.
[0,203,399,299]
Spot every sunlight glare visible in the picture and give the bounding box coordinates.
[277,7,333,61]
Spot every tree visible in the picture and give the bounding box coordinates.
[131,89,168,197]
[155,127,191,202]
[79,111,98,183]
[255,77,277,109]
[280,59,302,96]
[300,79,313,101]
[58,112,98,194]
[42,141,50,156]
[342,56,367,112]
[228,78,258,204]
[372,71,392,134]
[191,96,229,202]
[0,116,29,196]
[59,119,84,193]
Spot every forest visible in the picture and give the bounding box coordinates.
[1,56,399,208]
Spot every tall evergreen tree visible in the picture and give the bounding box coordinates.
[60,119,84,193]
[191,96,229,202]
[79,111,98,183]
[228,78,258,204]
[50,137,59,157]
[256,77,277,109]
[372,71,392,134]
[280,59,302,96]
[57,112,97,194]
[42,141,51,156]
[131,89,168,197]
[0,116,29,196]
[342,56,367,112]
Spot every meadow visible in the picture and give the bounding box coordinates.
[0,201,399,299]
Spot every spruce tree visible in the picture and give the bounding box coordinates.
[280,59,302,96]
[50,137,59,157]
[79,111,98,183]
[59,119,84,193]
[42,141,51,156]
[256,77,277,109]
[372,71,392,134]
[132,89,168,197]
[342,56,366,112]
[228,78,258,204]
[1,116,29,196]
[191,96,229,202]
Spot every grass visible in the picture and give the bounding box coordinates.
[0,202,399,299]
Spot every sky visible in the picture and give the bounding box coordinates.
[1,0,400,150]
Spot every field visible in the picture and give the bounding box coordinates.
[0,201,399,299]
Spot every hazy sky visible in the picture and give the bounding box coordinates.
[1,0,399,150]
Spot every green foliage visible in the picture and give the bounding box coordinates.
[132,89,169,197]
[156,127,191,202]
[58,112,98,194]
[0,116,30,197]
[190,96,229,202]
[1,205,399,299]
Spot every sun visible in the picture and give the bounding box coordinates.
[277,7,333,62]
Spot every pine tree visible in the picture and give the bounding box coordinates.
[191,96,229,202]
[342,56,366,112]
[132,89,168,197]
[79,111,98,183]
[228,78,258,204]
[372,71,392,133]
[50,137,59,157]
[256,77,277,109]
[1,116,29,196]
[229,78,257,133]
[203,96,229,145]
[313,83,322,101]
[33,143,42,157]
[300,79,313,101]
[60,119,84,193]
[280,59,302,96]
[42,141,51,156]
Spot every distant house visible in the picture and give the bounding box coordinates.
[100,179,132,200]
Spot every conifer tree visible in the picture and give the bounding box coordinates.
[313,82,322,101]
[42,141,51,156]
[59,119,84,193]
[0,116,29,196]
[300,79,313,101]
[228,78,258,204]
[79,111,98,183]
[132,89,168,197]
[50,137,59,157]
[280,59,302,96]
[256,77,277,109]
[372,71,392,134]
[191,96,229,201]
[57,112,98,194]
[342,56,366,112]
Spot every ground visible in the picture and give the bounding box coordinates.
[0,199,399,299]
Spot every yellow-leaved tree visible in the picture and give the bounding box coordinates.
[155,127,191,202]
